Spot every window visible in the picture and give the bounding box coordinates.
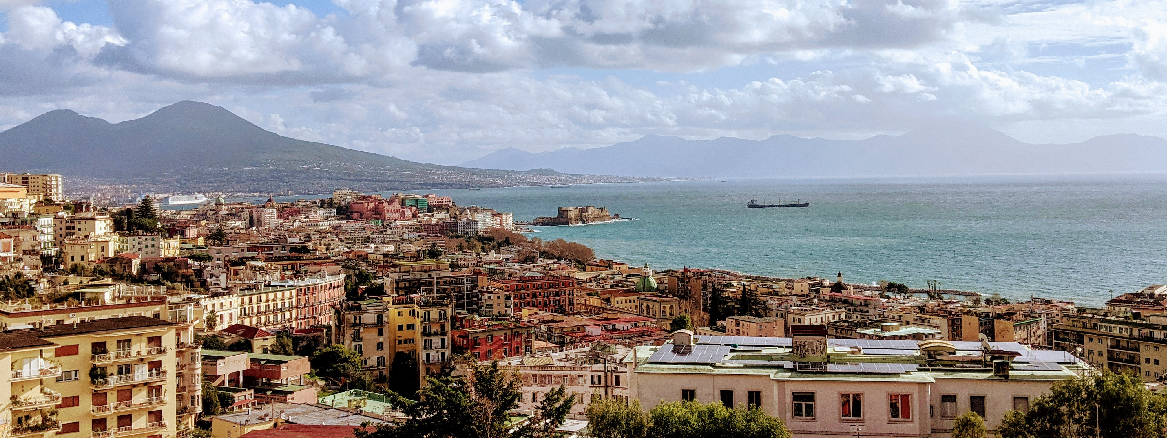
[58,396,80,408]
[969,395,986,418]
[841,393,863,419]
[720,390,734,408]
[59,422,79,434]
[889,394,911,420]
[614,375,620,386]
[940,394,957,418]
[748,391,762,409]
[792,392,815,418]
[681,389,696,401]
[1013,396,1029,412]
[58,369,79,382]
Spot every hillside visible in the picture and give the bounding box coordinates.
[0,101,626,194]
[462,124,1167,178]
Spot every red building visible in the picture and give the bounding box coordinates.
[268,274,346,330]
[348,196,415,221]
[494,275,576,314]
[452,318,534,361]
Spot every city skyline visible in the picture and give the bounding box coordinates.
[0,0,1164,165]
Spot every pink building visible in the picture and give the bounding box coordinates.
[348,196,415,221]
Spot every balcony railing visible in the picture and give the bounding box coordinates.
[94,421,167,438]
[91,396,167,415]
[93,370,167,389]
[11,390,62,411]
[92,347,168,363]
[11,365,62,381]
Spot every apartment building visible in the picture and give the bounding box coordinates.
[725,315,785,337]
[268,273,345,330]
[53,212,114,243]
[0,284,168,329]
[494,275,576,314]
[0,316,179,438]
[503,346,631,420]
[1,173,63,202]
[1049,310,1167,382]
[631,329,1089,436]
[118,234,181,259]
[61,236,118,269]
[452,319,533,361]
[0,183,35,216]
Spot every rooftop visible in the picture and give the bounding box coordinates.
[26,316,172,338]
[637,335,1087,380]
[214,403,392,427]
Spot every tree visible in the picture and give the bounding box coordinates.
[203,313,218,332]
[227,339,252,352]
[997,370,1166,438]
[207,228,228,246]
[646,400,789,437]
[390,351,421,399]
[585,396,649,437]
[670,314,693,332]
[952,411,986,437]
[269,332,295,355]
[198,334,226,350]
[311,345,367,389]
[515,386,575,437]
[736,287,767,317]
[471,361,522,437]
[0,273,35,301]
[360,361,572,438]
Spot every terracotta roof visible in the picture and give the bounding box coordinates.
[222,324,274,339]
[0,332,55,352]
[31,316,172,338]
[241,424,361,438]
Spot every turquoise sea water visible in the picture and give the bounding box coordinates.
[436,174,1166,306]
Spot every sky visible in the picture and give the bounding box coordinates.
[0,0,1163,165]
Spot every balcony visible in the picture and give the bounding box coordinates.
[11,390,62,411]
[93,347,167,364]
[11,365,62,382]
[91,396,168,415]
[11,420,60,437]
[93,369,167,389]
[94,421,168,438]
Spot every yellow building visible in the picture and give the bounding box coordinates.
[1,173,63,203]
[236,286,296,330]
[0,316,179,438]
[118,234,182,259]
[61,236,118,269]
[0,183,35,216]
[338,299,422,381]
[53,212,113,244]
[0,283,168,330]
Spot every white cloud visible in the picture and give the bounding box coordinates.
[0,0,1162,164]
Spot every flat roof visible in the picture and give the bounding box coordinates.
[25,316,172,338]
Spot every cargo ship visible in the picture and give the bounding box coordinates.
[747,199,809,208]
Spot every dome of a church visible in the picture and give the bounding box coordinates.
[635,264,658,292]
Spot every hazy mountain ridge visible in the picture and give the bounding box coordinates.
[462,124,1167,178]
[0,101,629,194]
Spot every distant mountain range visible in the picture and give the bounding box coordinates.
[462,125,1166,178]
[0,101,628,195]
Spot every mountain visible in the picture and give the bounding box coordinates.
[462,124,1167,178]
[0,101,628,194]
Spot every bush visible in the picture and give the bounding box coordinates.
[952,411,986,438]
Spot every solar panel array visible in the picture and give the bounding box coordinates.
[1011,361,1063,371]
[824,363,917,374]
[647,343,732,364]
[695,336,790,347]
[1017,350,1077,364]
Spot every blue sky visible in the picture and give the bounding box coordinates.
[0,0,1163,164]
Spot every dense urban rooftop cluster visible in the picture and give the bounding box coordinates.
[0,172,1163,438]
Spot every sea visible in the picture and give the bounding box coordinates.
[435,174,1166,307]
[208,174,1165,307]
